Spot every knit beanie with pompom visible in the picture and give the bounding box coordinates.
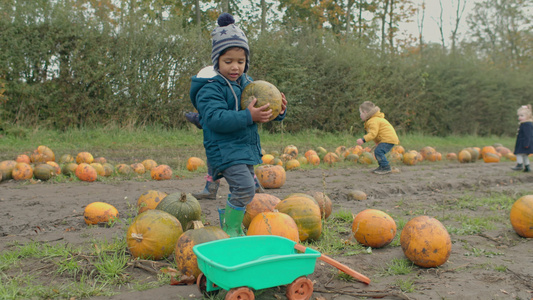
[211,13,250,73]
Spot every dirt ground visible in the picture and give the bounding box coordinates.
[1,160,533,300]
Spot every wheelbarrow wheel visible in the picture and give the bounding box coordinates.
[286,276,313,300]
[196,273,220,297]
[225,287,255,300]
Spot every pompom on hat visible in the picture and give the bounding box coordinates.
[211,13,250,73]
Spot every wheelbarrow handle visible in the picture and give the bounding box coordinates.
[294,243,371,285]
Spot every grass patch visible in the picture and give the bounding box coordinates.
[381,258,414,276]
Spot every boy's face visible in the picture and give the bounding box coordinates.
[218,48,246,81]
[359,109,366,120]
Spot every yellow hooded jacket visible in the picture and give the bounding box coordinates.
[363,111,399,145]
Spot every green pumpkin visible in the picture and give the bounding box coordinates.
[156,192,202,232]
[33,163,56,181]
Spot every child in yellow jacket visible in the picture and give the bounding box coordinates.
[356,101,399,174]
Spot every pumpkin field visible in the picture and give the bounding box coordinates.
[1,135,533,300]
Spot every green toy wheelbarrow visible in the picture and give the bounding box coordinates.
[193,235,370,300]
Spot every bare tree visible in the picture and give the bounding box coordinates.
[416,1,426,54]
[435,0,446,50]
[450,0,468,53]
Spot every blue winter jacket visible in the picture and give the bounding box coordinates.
[189,73,285,180]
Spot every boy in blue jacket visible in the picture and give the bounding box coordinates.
[189,13,287,237]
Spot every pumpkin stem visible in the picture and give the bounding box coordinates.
[180,193,188,202]
[186,220,204,230]
[131,232,144,242]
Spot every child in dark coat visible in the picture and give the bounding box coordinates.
[511,104,533,172]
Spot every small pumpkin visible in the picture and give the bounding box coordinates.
[307,191,332,219]
[15,154,31,164]
[283,145,298,158]
[457,149,472,163]
[357,152,374,165]
[247,211,299,242]
[255,165,286,189]
[174,221,229,278]
[137,190,168,214]
[307,154,320,165]
[46,161,61,175]
[142,159,158,171]
[0,160,17,181]
[12,162,33,180]
[284,159,300,171]
[482,152,500,163]
[509,195,533,238]
[261,154,275,164]
[243,193,281,229]
[403,151,418,165]
[156,192,202,232]
[186,157,206,172]
[446,153,457,161]
[352,209,396,248]
[102,163,115,176]
[127,210,183,260]
[275,195,322,242]
[400,216,452,268]
[240,80,282,122]
[323,152,340,164]
[347,190,367,201]
[84,202,119,225]
[30,145,55,163]
[75,163,97,182]
[76,151,94,164]
[116,163,132,175]
[304,150,318,160]
[151,164,172,180]
[61,163,78,176]
[33,163,57,181]
[90,163,106,176]
[93,156,107,164]
[130,163,146,174]
[58,154,75,164]
[391,145,405,155]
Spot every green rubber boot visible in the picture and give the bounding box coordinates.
[219,200,245,237]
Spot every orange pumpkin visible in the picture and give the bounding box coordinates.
[76,151,94,164]
[151,164,172,180]
[334,146,347,157]
[481,146,498,157]
[127,210,183,260]
[495,146,511,156]
[261,154,275,164]
[15,154,31,164]
[84,202,119,225]
[255,165,286,189]
[391,145,405,155]
[307,191,332,219]
[419,146,436,160]
[400,216,452,268]
[93,156,107,164]
[243,193,281,229]
[446,152,457,161]
[323,152,340,164]
[283,145,298,158]
[142,159,158,171]
[0,160,17,181]
[284,159,300,170]
[137,190,168,214]
[465,147,479,162]
[307,154,320,165]
[304,150,318,160]
[175,221,229,278]
[186,157,206,171]
[402,151,418,165]
[509,195,533,238]
[352,209,396,248]
[275,195,322,242]
[457,149,472,163]
[12,162,33,180]
[348,145,364,156]
[482,152,500,163]
[30,145,55,163]
[75,163,97,182]
[247,211,299,242]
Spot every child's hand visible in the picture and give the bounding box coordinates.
[279,93,287,114]
[248,97,272,123]
[356,138,364,145]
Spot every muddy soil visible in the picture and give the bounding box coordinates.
[1,161,532,300]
